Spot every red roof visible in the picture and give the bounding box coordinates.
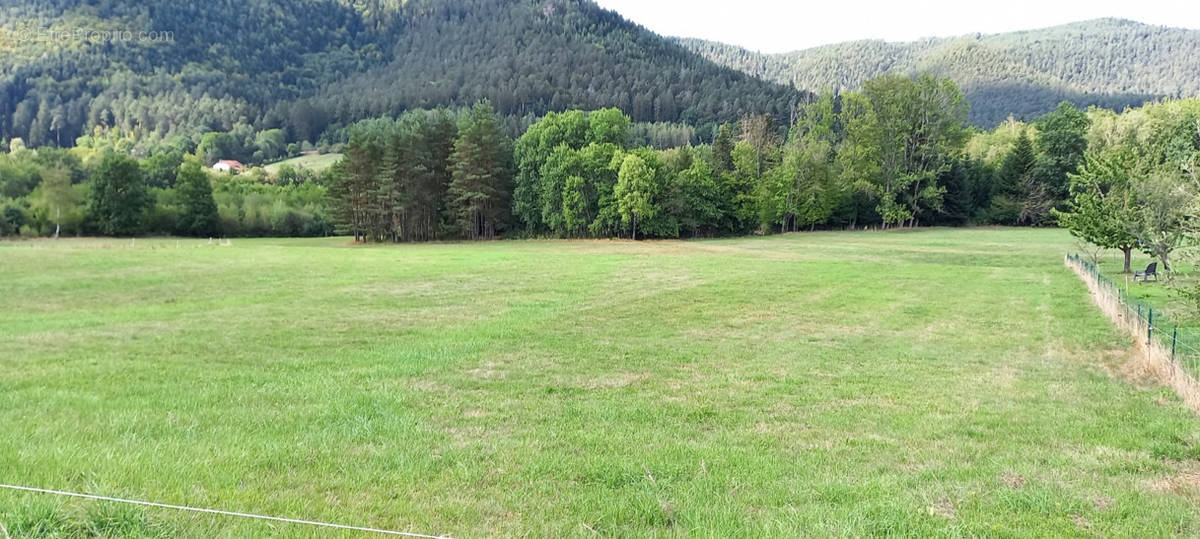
[215,160,245,168]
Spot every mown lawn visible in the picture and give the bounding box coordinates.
[2,228,1198,537]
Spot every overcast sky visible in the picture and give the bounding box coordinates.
[592,0,1200,53]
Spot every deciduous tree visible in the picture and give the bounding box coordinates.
[87,153,149,236]
[175,156,220,237]
[613,153,657,240]
[845,75,968,227]
[1055,150,1139,273]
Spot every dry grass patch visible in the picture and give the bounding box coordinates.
[1148,463,1200,498]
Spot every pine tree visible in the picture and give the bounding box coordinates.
[449,102,513,240]
[375,128,409,243]
[328,130,381,242]
[990,130,1036,224]
[712,123,735,173]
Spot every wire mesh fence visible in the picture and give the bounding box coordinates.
[1066,254,1200,408]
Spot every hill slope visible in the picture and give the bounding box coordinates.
[0,0,800,150]
[678,19,1200,126]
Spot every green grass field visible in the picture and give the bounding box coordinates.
[2,229,1199,537]
[263,153,344,175]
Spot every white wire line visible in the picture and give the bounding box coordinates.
[0,484,449,538]
[0,518,10,539]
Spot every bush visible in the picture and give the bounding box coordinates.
[3,203,28,235]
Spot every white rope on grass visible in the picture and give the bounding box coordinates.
[0,484,447,538]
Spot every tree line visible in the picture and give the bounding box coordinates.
[7,74,1198,247]
[326,74,1105,240]
[325,103,512,242]
[0,143,331,239]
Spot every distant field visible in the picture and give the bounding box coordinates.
[1086,253,1196,318]
[263,153,343,175]
[1084,253,1200,376]
[2,229,1198,537]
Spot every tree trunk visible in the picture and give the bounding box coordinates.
[1157,249,1171,273]
[1121,246,1132,274]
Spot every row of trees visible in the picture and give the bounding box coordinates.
[325,103,513,242]
[973,102,1091,226]
[325,75,1115,241]
[0,152,222,238]
[10,77,1195,247]
[507,75,1091,239]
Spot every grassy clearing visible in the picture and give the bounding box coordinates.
[1084,252,1200,351]
[1084,252,1192,317]
[263,153,343,175]
[2,229,1199,537]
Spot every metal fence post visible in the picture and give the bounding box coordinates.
[1066,250,1198,383]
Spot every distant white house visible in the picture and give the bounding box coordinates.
[212,160,245,174]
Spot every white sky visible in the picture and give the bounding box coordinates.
[593,0,1200,53]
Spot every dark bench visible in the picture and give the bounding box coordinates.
[1135,262,1158,282]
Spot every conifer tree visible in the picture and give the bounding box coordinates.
[991,130,1037,224]
[449,102,513,240]
[712,123,735,174]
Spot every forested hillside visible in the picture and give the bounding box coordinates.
[0,0,393,150]
[303,0,800,138]
[0,0,800,154]
[678,19,1200,126]
[6,1,1195,149]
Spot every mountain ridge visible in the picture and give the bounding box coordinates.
[676,18,1200,126]
[3,4,1197,151]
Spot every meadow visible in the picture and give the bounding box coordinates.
[1,228,1198,537]
[263,153,345,176]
